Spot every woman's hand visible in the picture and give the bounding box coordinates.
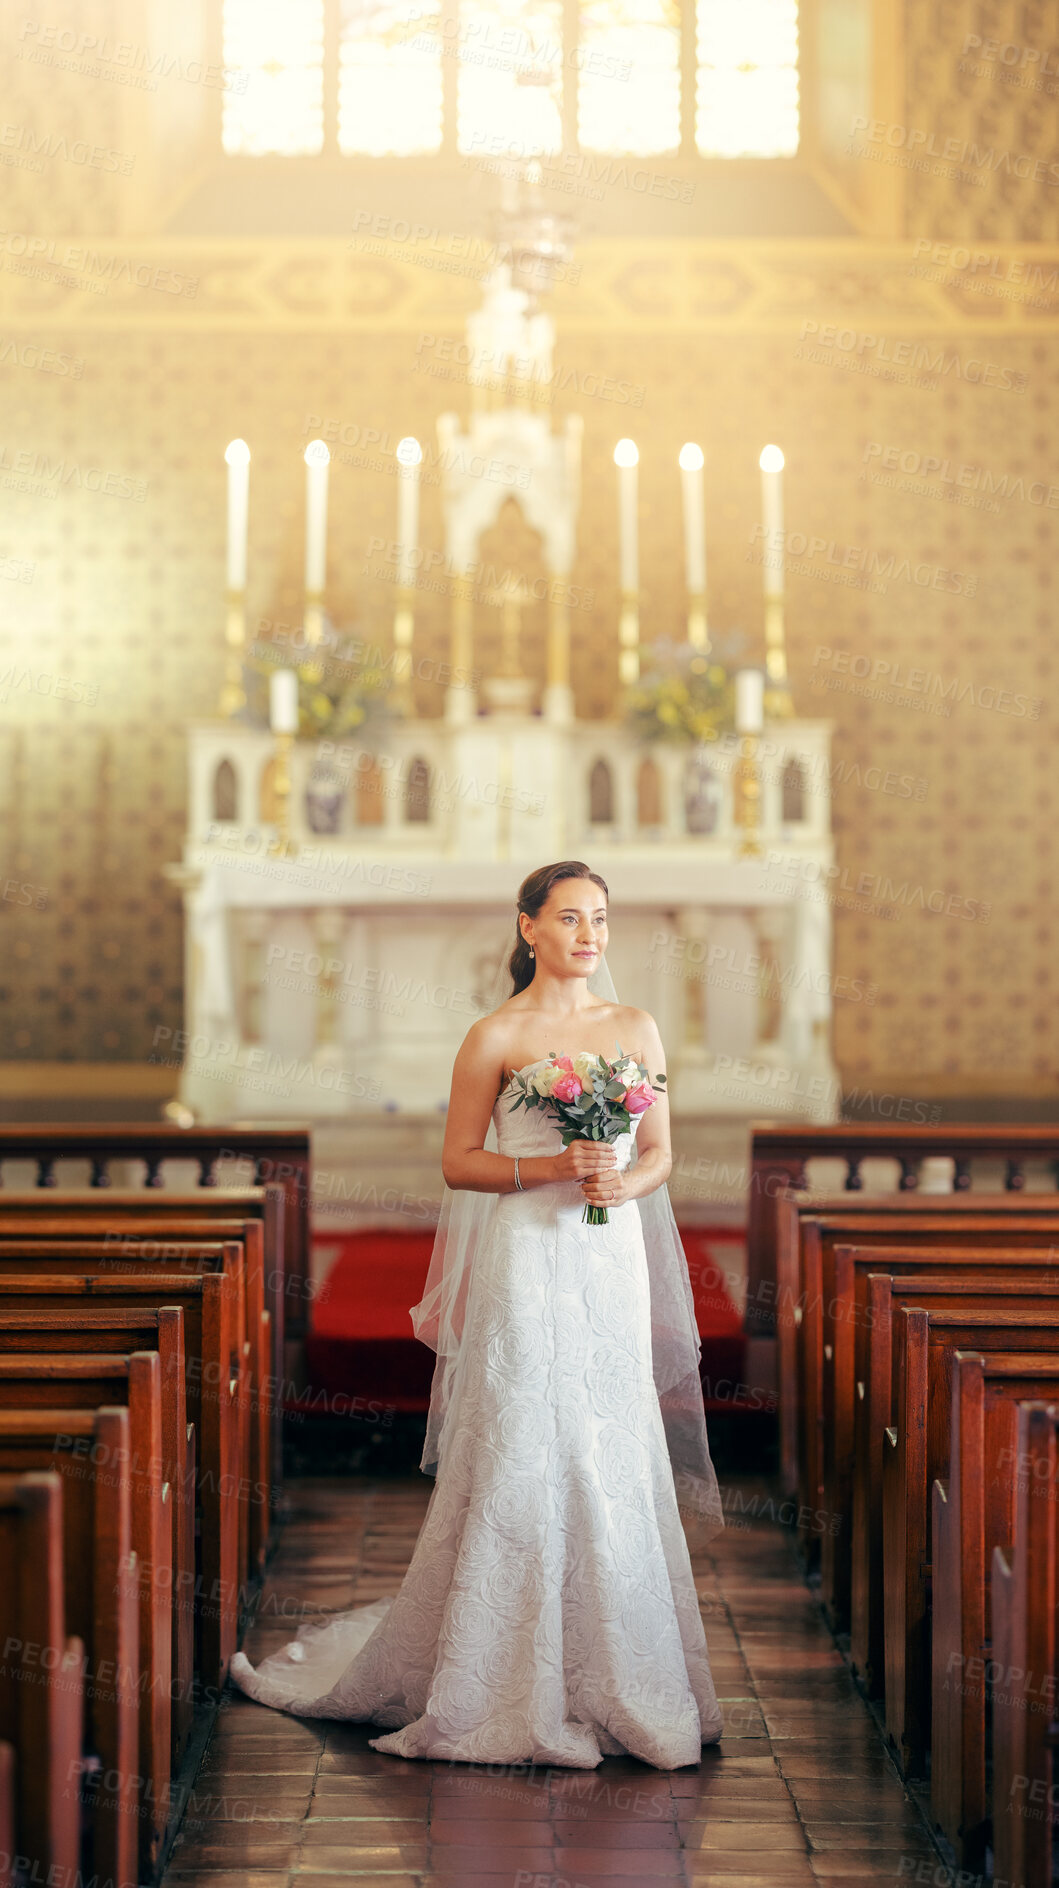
[579,1164,632,1209]
[552,1140,617,1185]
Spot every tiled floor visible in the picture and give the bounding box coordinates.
[164,1479,949,1888]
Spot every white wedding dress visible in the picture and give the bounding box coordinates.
[230,1056,724,1768]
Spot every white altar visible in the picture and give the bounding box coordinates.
[168,710,840,1126]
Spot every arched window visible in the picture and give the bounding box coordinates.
[636,756,663,827]
[782,757,806,822]
[355,756,385,825]
[589,758,613,824]
[404,756,431,822]
[212,758,238,822]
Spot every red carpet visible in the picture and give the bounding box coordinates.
[300,1227,747,1419]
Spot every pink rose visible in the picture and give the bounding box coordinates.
[623,1080,655,1115]
[552,1070,583,1103]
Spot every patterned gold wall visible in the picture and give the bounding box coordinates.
[0,0,1056,1095]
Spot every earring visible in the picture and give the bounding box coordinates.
[528,946,535,959]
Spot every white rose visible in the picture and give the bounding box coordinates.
[616,1057,641,1086]
[530,1063,558,1097]
[572,1050,599,1081]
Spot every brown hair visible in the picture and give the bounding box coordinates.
[508,860,610,996]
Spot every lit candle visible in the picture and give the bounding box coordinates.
[759,444,785,598]
[678,442,706,594]
[735,668,764,734]
[303,439,330,595]
[396,436,422,589]
[613,438,639,593]
[224,438,250,591]
[270,668,299,735]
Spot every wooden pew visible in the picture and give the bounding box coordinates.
[843,1249,1059,1691]
[0,1741,11,1888]
[0,1205,277,1569]
[0,1276,237,1688]
[777,1192,1059,1537]
[748,1120,1059,1334]
[882,1305,1059,1776]
[0,1475,82,1888]
[0,1309,194,1765]
[931,1351,1059,1869]
[0,1408,139,1888]
[0,1125,308,1347]
[991,1399,1058,1888]
[0,1235,260,1589]
[0,1352,173,1871]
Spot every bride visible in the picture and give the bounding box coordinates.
[231,858,725,1769]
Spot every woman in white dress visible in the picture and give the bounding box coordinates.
[231,859,725,1769]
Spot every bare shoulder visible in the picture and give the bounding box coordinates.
[456,1012,510,1065]
[614,1004,665,1063]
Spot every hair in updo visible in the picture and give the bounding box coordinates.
[508,860,609,997]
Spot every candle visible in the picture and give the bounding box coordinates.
[759,443,785,598]
[303,439,330,594]
[224,438,250,591]
[270,668,299,735]
[396,436,422,589]
[678,442,706,594]
[613,438,639,593]
[735,668,764,734]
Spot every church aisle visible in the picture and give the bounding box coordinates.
[162,1479,948,1888]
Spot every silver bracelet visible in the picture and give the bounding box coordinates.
[513,1156,523,1191]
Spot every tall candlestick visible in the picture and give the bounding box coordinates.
[614,438,639,593]
[303,439,330,596]
[269,668,299,735]
[678,442,706,592]
[225,438,250,590]
[758,444,793,718]
[679,440,708,652]
[219,438,250,716]
[759,443,784,597]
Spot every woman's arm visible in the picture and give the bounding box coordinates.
[580,1009,674,1208]
[439,1022,560,1194]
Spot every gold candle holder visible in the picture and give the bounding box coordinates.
[301,588,326,686]
[618,590,640,687]
[764,592,794,718]
[267,730,296,858]
[391,587,416,716]
[219,587,247,717]
[686,591,709,655]
[734,732,763,858]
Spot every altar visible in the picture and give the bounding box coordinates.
[166,167,841,1158]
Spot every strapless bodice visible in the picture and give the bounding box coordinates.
[493,1055,642,1172]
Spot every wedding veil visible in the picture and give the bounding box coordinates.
[409,951,725,1545]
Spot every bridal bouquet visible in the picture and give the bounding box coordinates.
[507,1047,665,1224]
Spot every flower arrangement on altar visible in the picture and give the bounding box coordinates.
[622,638,740,747]
[507,1048,665,1224]
[247,620,393,742]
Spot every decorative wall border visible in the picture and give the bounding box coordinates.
[0,238,1056,330]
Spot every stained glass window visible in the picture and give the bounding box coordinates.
[578,0,681,155]
[456,0,564,156]
[696,0,799,157]
[339,0,444,154]
[221,0,325,155]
